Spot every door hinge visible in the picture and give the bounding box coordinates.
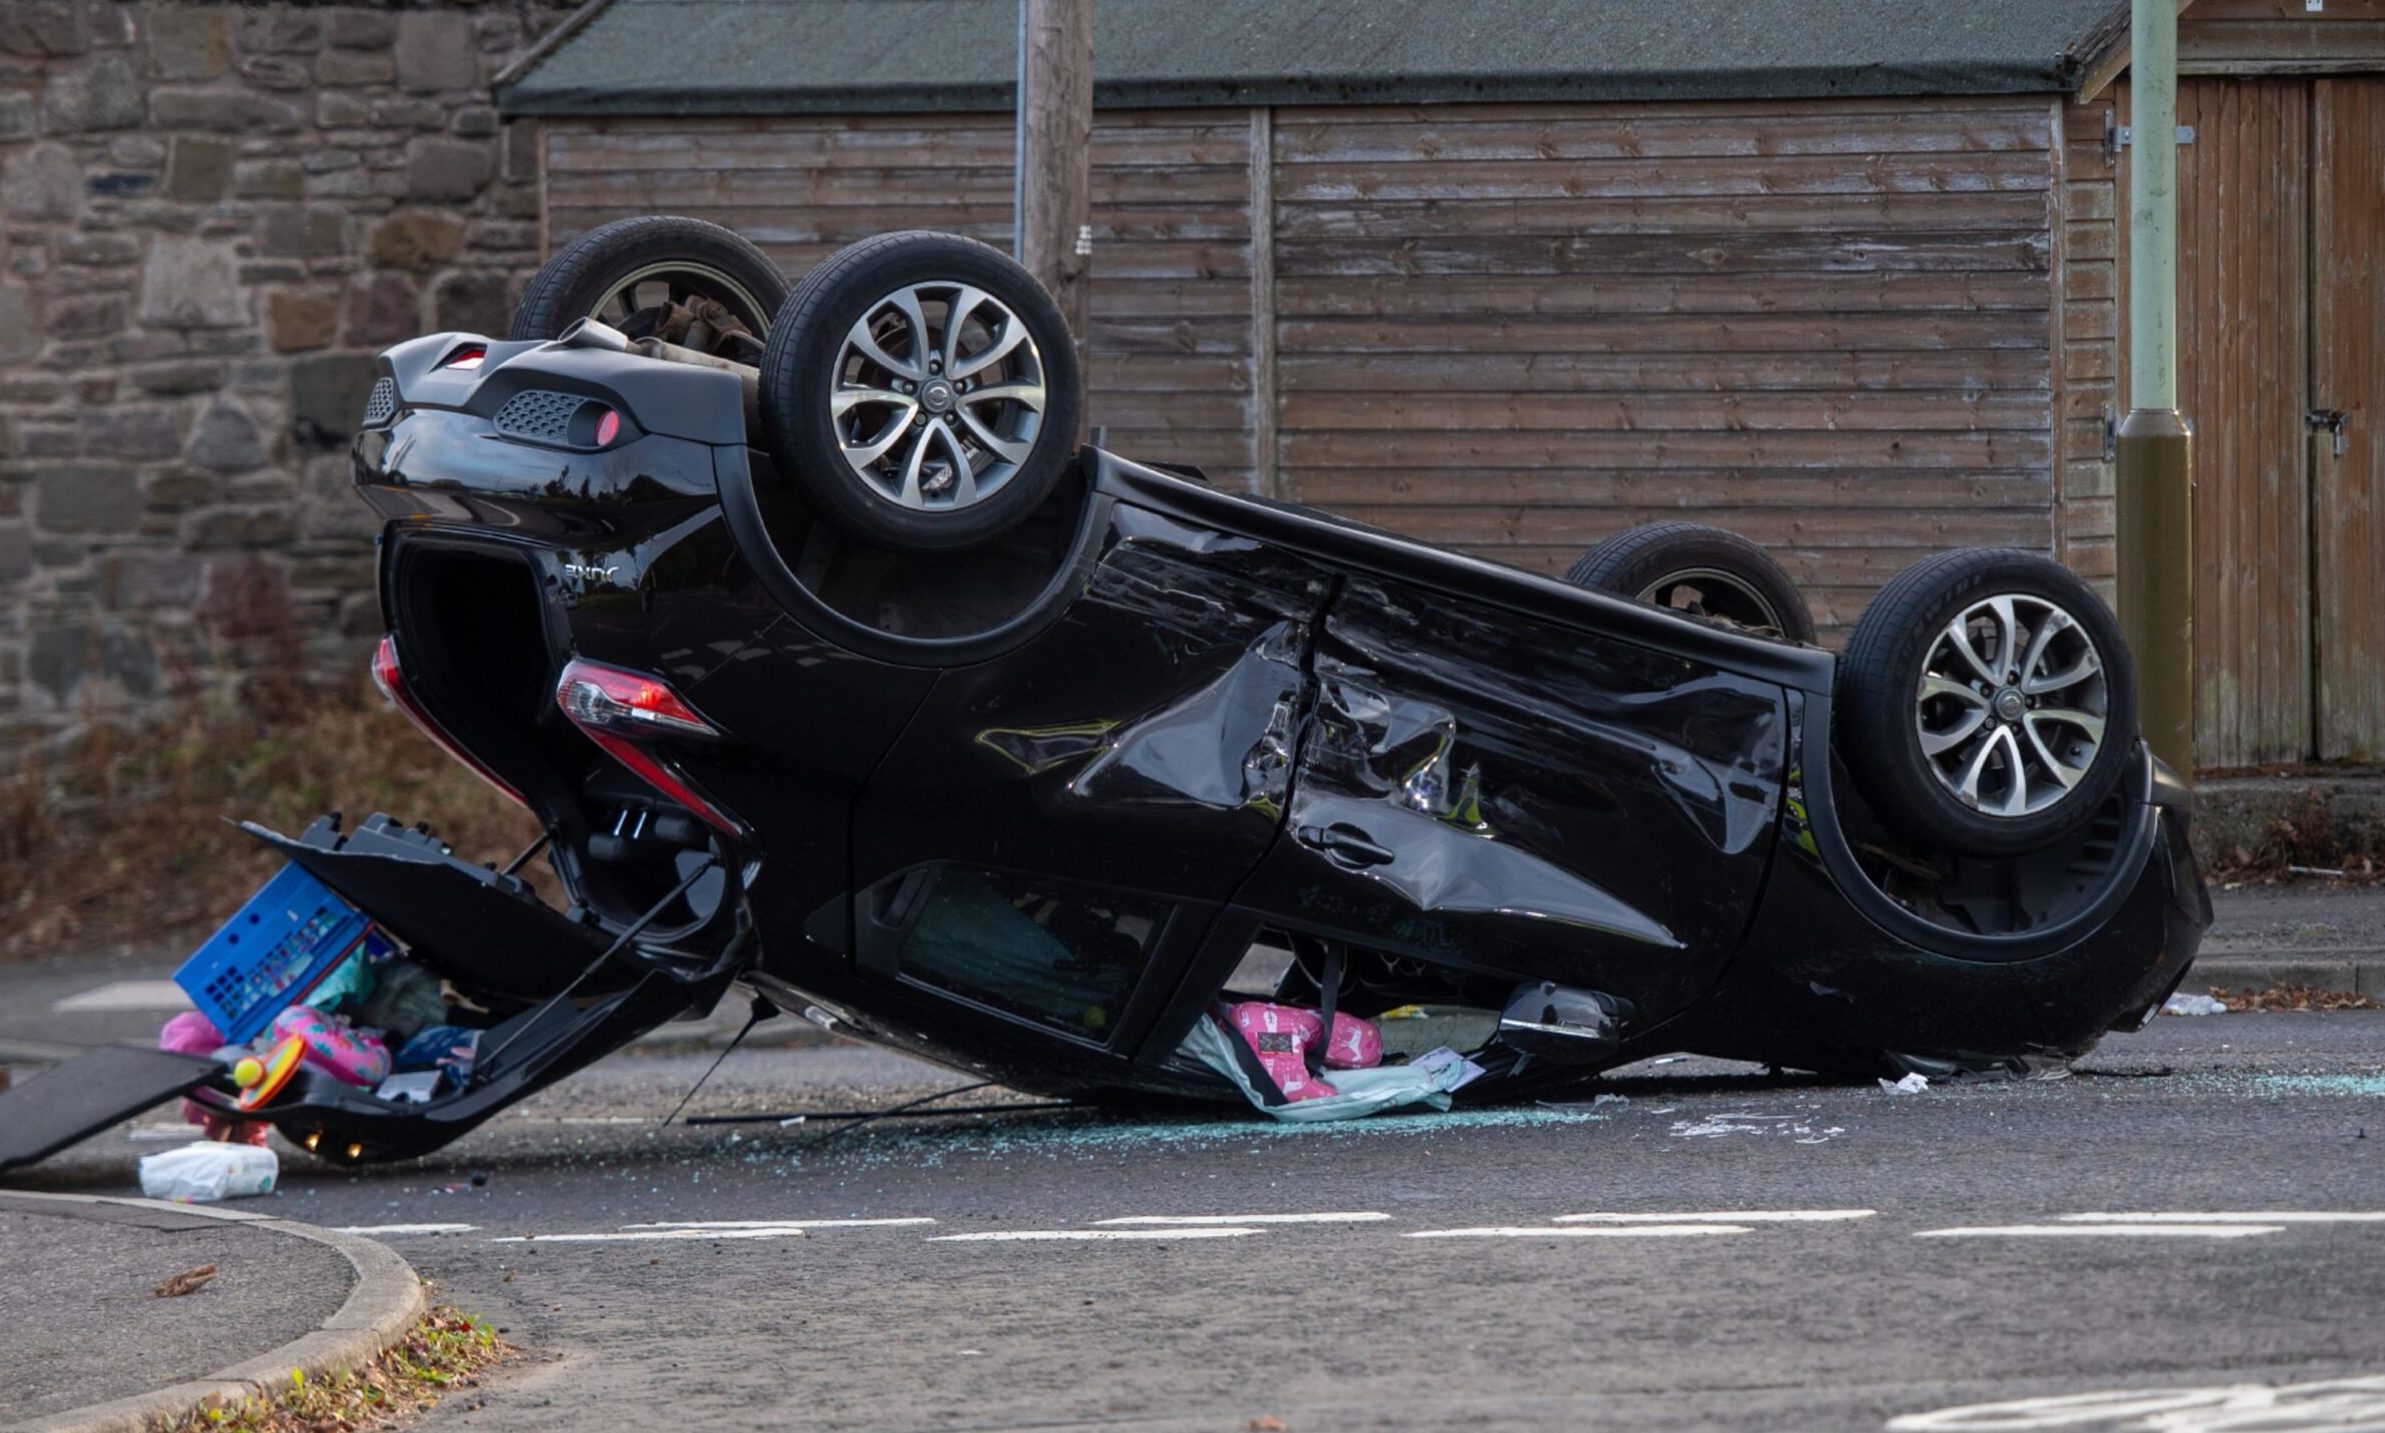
[2107,119,2197,159]
[2307,408,2349,457]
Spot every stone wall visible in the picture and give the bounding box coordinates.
[0,0,577,755]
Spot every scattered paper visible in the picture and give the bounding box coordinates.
[1879,1073,1931,1095]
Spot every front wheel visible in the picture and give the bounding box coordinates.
[1835,548,2137,857]
[1564,522,1818,645]
[509,215,789,360]
[757,231,1083,554]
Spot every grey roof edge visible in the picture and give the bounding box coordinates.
[492,0,617,90]
[502,62,2092,119]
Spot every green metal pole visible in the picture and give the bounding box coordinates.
[2115,0,2196,779]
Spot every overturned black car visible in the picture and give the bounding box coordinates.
[6,219,2211,1168]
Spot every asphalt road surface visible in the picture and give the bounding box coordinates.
[11,1004,2384,1433]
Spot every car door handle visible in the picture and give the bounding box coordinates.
[1298,823,1397,869]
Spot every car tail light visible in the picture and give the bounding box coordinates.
[443,345,487,371]
[555,658,748,840]
[593,408,620,446]
[371,635,528,809]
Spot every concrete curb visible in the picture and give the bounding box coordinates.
[2182,953,2385,999]
[0,1193,425,1433]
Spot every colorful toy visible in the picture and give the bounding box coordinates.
[1226,1003,1386,1103]
[234,1034,307,1112]
[267,1005,391,1088]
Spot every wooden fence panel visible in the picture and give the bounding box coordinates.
[1269,97,2058,638]
[545,113,1259,489]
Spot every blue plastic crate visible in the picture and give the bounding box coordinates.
[175,863,377,1045]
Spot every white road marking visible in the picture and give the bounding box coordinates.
[620,1218,937,1231]
[1914,1223,2282,1239]
[489,1216,936,1245]
[1887,1374,2385,1431]
[1095,1212,1390,1227]
[492,1227,815,1244]
[335,1223,479,1237]
[2062,1211,2385,1224]
[1405,1225,1749,1239]
[931,1228,1260,1242]
[53,980,190,1013]
[1554,1209,1874,1224]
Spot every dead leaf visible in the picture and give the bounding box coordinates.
[1248,1420,1288,1432]
[154,1265,219,1298]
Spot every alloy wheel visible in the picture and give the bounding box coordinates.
[1914,593,2109,818]
[827,282,1049,511]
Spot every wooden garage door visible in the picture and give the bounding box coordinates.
[2175,78,2313,767]
[2314,76,2385,760]
[544,113,1260,487]
[1266,97,2060,638]
[2172,76,2385,765]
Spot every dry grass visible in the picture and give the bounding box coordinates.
[154,1306,513,1433]
[0,676,540,963]
[2213,984,2381,1012]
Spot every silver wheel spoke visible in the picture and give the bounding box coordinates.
[2020,720,2080,789]
[2016,609,2070,689]
[1921,708,1989,757]
[1921,675,1990,709]
[832,386,915,418]
[932,418,978,506]
[1943,618,2002,686]
[2028,707,2106,743]
[841,412,915,470]
[1954,729,2003,807]
[1993,728,2030,815]
[895,423,935,507]
[958,380,1046,412]
[951,317,1030,380]
[2023,652,2099,695]
[941,286,989,373]
[1988,597,2021,681]
[955,405,1032,464]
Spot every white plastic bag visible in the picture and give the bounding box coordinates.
[139,1140,279,1203]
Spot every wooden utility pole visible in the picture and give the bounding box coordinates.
[1014,0,1092,344]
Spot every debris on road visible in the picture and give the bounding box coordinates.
[2162,993,2229,1017]
[1880,1073,1932,1094]
[138,1139,278,1202]
[152,1264,218,1298]
[2215,985,2380,1012]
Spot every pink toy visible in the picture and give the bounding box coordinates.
[1227,1003,1384,1102]
[157,1012,271,1144]
[269,1005,390,1088]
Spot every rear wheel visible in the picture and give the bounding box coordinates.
[758,230,1082,554]
[1836,548,2136,857]
[508,215,788,360]
[1565,522,1818,644]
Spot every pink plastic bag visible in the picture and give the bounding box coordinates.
[1227,1002,1383,1103]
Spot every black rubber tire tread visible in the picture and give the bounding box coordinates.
[507,215,789,342]
[1564,521,1819,645]
[757,230,1083,554]
[1835,547,2138,857]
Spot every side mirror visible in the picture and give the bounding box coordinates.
[1497,981,1632,1064]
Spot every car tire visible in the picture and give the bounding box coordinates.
[757,230,1083,554]
[1836,548,2137,857]
[508,215,788,356]
[1564,522,1819,644]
